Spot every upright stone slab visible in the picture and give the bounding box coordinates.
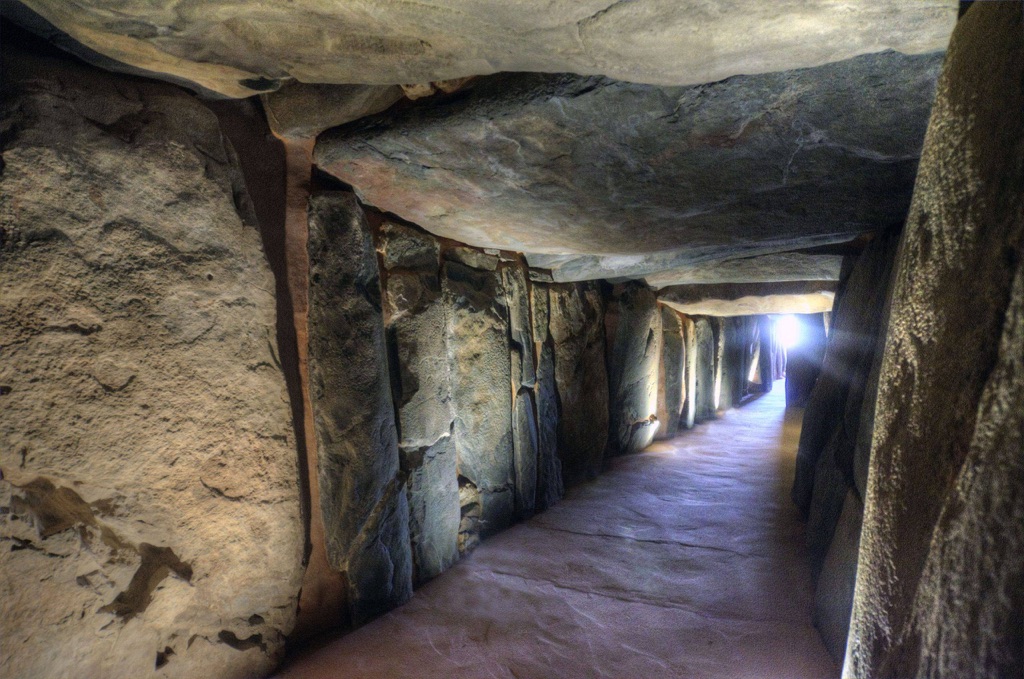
[504,263,538,518]
[716,316,754,411]
[692,317,717,423]
[655,306,685,440]
[681,315,698,429]
[307,192,412,624]
[607,283,663,453]
[443,258,514,548]
[0,43,303,679]
[847,6,1024,677]
[531,284,563,510]
[378,222,459,584]
[549,282,610,485]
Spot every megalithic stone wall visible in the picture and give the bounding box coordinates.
[1,42,306,679]
[655,306,685,440]
[680,314,698,429]
[846,4,1024,677]
[307,192,413,625]
[784,314,827,408]
[550,282,610,484]
[607,283,663,454]
[692,317,717,422]
[377,222,460,585]
[788,228,900,662]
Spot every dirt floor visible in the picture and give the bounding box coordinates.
[277,384,839,678]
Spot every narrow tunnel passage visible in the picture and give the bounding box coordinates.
[276,384,837,679]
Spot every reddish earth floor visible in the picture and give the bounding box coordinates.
[277,384,839,679]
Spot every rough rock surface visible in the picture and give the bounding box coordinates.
[645,253,843,288]
[318,52,942,281]
[378,221,459,584]
[659,282,837,317]
[815,490,863,663]
[263,82,405,140]
[0,42,303,679]
[655,306,684,440]
[549,283,609,485]
[691,318,717,423]
[12,0,955,98]
[443,259,514,546]
[784,315,827,408]
[846,5,1024,677]
[307,192,413,625]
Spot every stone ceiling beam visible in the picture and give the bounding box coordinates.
[8,0,956,98]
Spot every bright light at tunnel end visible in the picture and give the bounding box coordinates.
[777,314,802,349]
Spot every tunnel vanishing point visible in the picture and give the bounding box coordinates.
[1,2,1022,678]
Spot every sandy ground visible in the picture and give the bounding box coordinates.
[277,384,839,679]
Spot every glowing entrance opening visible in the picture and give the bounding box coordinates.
[777,315,802,349]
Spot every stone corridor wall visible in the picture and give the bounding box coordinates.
[846,4,1024,677]
[0,26,795,679]
[791,228,901,662]
[0,40,304,679]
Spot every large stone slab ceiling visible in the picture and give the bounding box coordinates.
[12,0,955,97]
[317,52,942,282]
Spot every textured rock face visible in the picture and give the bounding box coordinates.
[318,52,941,281]
[443,259,514,545]
[12,0,955,98]
[307,192,413,625]
[378,222,459,584]
[655,307,685,440]
[784,315,827,408]
[846,5,1024,677]
[549,283,609,484]
[659,281,837,317]
[691,318,717,423]
[0,43,303,679]
[263,83,405,139]
[607,284,662,454]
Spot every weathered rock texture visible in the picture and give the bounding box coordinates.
[691,318,717,423]
[0,41,303,679]
[549,283,610,484]
[318,52,941,282]
[443,259,514,547]
[784,315,827,408]
[378,221,459,585]
[659,282,837,317]
[655,306,685,441]
[789,228,900,662]
[263,83,405,139]
[10,0,955,98]
[606,284,662,454]
[846,5,1024,677]
[754,316,782,393]
[306,192,413,625]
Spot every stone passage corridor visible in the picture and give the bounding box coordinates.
[278,386,838,679]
